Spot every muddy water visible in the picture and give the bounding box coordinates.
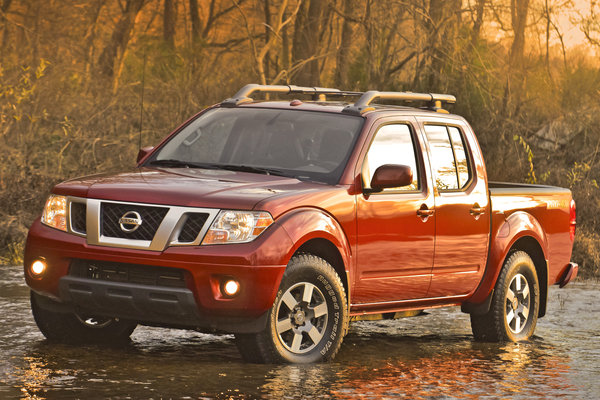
[1,265,598,399]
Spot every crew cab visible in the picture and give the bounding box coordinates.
[24,84,578,363]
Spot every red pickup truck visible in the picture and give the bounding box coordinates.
[24,84,578,363]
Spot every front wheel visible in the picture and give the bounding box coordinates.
[470,251,540,342]
[235,254,348,363]
[31,291,137,344]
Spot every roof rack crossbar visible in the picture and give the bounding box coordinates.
[342,91,456,115]
[221,84,362,106]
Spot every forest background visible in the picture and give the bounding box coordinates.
[1,0,599,278]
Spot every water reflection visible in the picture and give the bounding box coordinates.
[322,335,573,399]
[3,325,581,399]
[1,265,597,399]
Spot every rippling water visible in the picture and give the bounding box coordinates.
[1,265,598,399]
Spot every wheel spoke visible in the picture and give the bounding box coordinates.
[291,332,303,352]
[521,304,529,320]
[307,325,323,345]
[522,284,530,300]
[302,283,314,303]
[312,302,328,318]
[515,315,521,331]
[515,275,522,291]
[277,318,293,334]
[506,288,516,303]
[506,309,515,326]
[281,291,298,311]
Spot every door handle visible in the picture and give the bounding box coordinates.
[417,205,434,221]
[470,203,486,217]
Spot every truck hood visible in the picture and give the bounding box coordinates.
[53,167,331,210]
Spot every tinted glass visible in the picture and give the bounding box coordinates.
[364,124,419,191]
[448,126,470,188]
[424,125,459,190]
[149,108,364,185]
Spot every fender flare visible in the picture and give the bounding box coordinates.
[274,207,352,283]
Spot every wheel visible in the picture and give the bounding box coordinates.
[31,291,137,344]
[470,251,540,342]
[235,254,348,363]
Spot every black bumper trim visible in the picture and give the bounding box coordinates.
[57,277,268,333]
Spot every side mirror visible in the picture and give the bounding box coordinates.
[369,164,413,192]
[137,146,154,163]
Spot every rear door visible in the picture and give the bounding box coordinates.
[420,120,490,298]
[354,119,435,303]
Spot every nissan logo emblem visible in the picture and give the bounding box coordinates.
[119,211,142,233]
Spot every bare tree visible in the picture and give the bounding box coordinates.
[234,0,301,84]
[164,0,177,48]
[334,0,357,88]
[97,0,147,79]
[292,0,329,85]
[0,0,12,51]
[502,0,531,115]
[189,0,201,41]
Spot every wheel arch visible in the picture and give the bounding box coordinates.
[275,208,352,299]
[464,210,549,316]
[294,238,349,298]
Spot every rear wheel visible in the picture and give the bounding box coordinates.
[470,251,540,342]
[235,254,348,363]
[31,291,137,344]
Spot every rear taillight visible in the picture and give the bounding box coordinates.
[570,199,576,241]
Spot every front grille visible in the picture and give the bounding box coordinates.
[101,202,168,241]
[69,259,187,288]
[70,202,87,234]
[177,213,209,242]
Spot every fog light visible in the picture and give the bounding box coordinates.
[223,279,240,297]
[31,260,47,276]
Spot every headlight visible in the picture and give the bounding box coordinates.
[41,194,67,232]
[202,210,273,244]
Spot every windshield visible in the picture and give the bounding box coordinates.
[146,108,364,184]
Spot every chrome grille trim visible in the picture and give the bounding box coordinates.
[65,196,219,251]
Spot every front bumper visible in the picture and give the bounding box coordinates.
[25,218,292,332]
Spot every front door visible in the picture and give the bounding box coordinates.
[354,122,435,304]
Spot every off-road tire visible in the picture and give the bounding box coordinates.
[235,254,348,363]
[31,291,137,344]
[470,251,540,342]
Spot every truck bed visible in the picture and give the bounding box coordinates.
[488,181,573,287]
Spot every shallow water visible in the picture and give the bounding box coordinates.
[1,265,598,399]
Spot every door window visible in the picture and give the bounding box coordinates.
[363,124,420,191]
[424,125,471,191]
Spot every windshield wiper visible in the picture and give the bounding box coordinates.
[148,160,292,178]
[147,159,218,169]
[218,164,288,177]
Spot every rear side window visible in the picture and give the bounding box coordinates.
[363,124,420,192]
[424,125,471,191]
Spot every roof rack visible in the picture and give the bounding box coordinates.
[342,91,456,115]
[221,84,456,114]
[221,84,362,106]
